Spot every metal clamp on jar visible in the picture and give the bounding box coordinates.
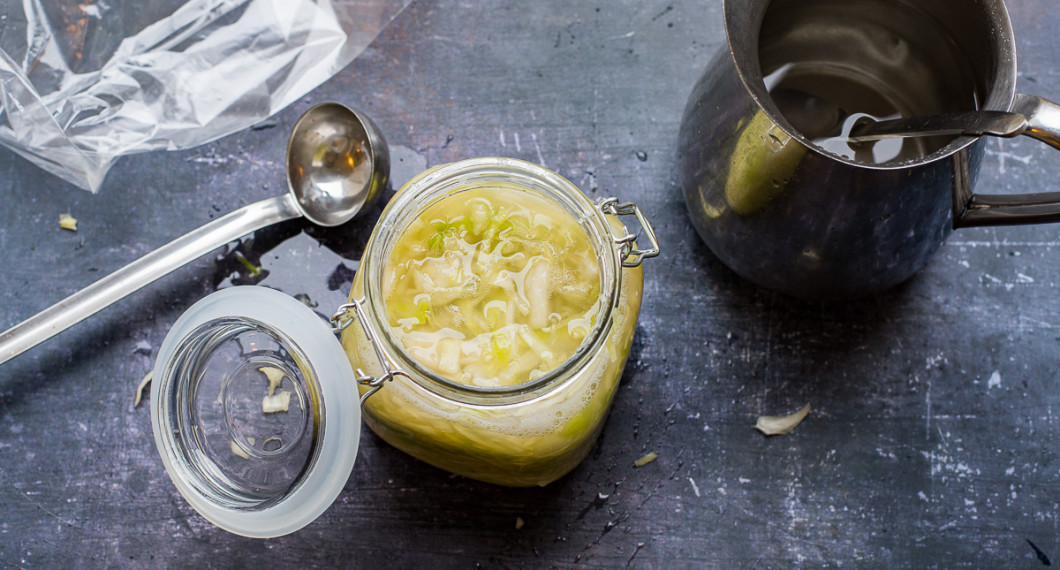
[150,157,659,537]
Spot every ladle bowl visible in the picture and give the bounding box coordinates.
[287,103,389,226]
[0,102,390,365]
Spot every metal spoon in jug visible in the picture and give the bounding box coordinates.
[847,109,1060,150]
[0,102,390,365]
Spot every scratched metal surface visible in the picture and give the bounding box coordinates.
[1,0,1059,567]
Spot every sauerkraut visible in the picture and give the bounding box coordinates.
[382,187,601,387]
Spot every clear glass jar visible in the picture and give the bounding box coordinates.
[339,157,658,486]
[149,157,658,537]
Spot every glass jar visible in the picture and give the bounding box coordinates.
[338,157,658,487]
[149,156,657,537]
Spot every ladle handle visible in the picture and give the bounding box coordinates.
[0,194,303,365]
[956,94,1060,227]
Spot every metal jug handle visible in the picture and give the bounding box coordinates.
[955,94,1060,228]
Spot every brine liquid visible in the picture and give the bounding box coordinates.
[383,187,601,387]
[758,0,982,164]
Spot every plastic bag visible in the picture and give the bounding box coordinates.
[0,0,411,192]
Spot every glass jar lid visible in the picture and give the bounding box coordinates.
[151,286,360,538]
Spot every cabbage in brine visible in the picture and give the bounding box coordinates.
[383,187,602,387]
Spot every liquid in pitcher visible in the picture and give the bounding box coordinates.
[759,0,981,164]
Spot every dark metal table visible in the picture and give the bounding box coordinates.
[2,1,1059,567]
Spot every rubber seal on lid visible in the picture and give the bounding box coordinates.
[151,286,360,538]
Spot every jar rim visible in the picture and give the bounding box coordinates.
[359,157,621,402]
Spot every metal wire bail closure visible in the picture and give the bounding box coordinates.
[597,197,661,267]
[331,297,410,404]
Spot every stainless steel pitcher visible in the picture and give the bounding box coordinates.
[678,0,1060,300]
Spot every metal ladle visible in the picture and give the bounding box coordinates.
[0,102,390,365]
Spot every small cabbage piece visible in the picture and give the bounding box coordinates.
[262,391,292,414]
[755,404,811,436]
[259,365,291,414]
[230,440,251,460]
[261,366,285,395]
[133,371,152,408]
[59,213,78,231]
[633,451,658,468]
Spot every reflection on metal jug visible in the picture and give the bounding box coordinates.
[678,0,1060,300]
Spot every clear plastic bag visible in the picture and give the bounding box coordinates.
[0,0,411,192]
